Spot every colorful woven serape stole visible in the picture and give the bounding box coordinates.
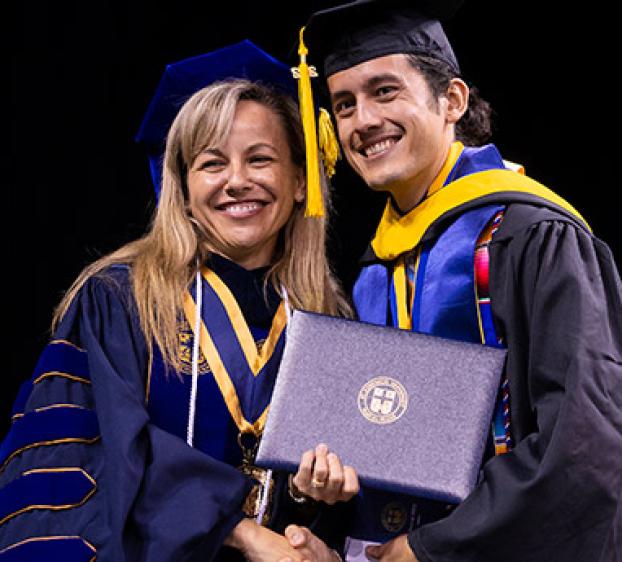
[474,210,512,455]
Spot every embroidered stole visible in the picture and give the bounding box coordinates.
[147,266,287,466]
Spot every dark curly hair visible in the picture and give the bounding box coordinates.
[407,54,493,146]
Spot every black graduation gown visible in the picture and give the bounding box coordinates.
[408,202,622,561]
[0,256,346,561]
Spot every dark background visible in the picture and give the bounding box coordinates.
[5,1,616,436]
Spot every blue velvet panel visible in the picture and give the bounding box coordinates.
[0,469,96,526]
[10,341,90,419]
[0,408,99,470]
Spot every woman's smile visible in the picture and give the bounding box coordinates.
[187,100,305,269]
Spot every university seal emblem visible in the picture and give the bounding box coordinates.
[177,319,211,376]
[380,501,409,533]
[357,376,408,425]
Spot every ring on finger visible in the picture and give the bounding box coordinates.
[311,476,326,488]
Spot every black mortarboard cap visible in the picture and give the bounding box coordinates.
[135,40,297,196]
[303,0,463,78]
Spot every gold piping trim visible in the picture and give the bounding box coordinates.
[11,403,88,425]
[0,468,97,527]
[255,302,287,373]
[392,257,411,331]
[0,535,96,555]
[200,268,287,375]
[33,372,91,385]
[0,437,101,474]
[22,467,96,485]
[31,404,88,414]
[201,267,256,364]
[392,247,422,331]
[49,339,87,352]
[409,247,422,317]
[83,537,97,552]
[183,293,268,436]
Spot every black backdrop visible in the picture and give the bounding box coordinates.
[5,1,616,436]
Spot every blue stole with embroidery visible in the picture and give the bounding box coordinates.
[355,145,508,334]
[349,146,507,541]
[147,266,287,467]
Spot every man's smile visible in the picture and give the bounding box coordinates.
[355,134,402,160]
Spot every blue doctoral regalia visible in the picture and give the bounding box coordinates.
[0,256,347,561]
[0,39,350,561]
[0,261,253,561]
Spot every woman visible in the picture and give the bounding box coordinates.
[0,70,354,560]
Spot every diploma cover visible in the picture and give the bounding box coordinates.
[256,311,507,538]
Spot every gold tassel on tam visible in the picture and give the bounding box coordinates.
[292,27,324,217]
[318,108,340,178]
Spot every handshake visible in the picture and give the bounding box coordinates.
[225,444,417,562]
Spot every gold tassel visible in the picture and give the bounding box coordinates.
[292,27,324,218]
[318,108,340,178]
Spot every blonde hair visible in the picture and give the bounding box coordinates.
[53,79,351,370]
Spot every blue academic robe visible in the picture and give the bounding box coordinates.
[0,256,345,561]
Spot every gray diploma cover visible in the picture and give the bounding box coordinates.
[256,311,507,506]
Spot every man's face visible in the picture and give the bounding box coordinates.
[327,54,456,210]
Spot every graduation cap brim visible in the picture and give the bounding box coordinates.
[303,0,463,78]
[135,40,297,195]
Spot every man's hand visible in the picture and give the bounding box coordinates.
[366,534,418,561]
[292,443,359,504]
[282,524,341,562]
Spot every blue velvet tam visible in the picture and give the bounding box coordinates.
[135,40,297,196]
[303,0,464,78]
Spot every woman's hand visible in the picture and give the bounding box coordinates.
[292,443,359,504]
[224,518,305,561]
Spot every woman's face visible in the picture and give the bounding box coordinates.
[187,100,305,269]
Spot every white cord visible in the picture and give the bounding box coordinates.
[281,284,292,323]
[186,272,275,525]
[255,468,273,525]
[187,269,202,447]
[253,286,289,524]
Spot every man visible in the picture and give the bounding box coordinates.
[286,1,622,560]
